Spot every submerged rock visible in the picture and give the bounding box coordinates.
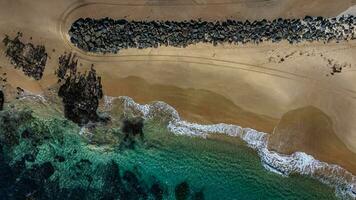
[0,90,3,110]
[175,181,190,200]
[101,160,124,200]
[150,182,164,200]
[54,155,66,162]
[193,190,205,200]
[122,117,144,137]
[122,170,148,199]
[0,108,33,146]
[2,33,47,80]
[120,117,144,149]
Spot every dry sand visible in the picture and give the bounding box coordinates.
[1,0,356,173]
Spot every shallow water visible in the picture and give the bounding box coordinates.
[119,124,338,200]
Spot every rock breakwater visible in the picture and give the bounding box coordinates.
[69,16,356,53]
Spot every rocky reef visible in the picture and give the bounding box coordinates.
[0,107,204,200]
[69,16,356,53]
[2,33,47,80]
[56,53,104,125]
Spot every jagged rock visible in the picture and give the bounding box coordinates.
[56,52,78,81]
[58,65,103,125]
[2,33,47,80]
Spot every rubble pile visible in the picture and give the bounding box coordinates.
[2,33,48,80]
[57,54,103,125]
[69,16,356,53]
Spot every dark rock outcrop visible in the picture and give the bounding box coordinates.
[56,52,106,125]
[2,33,47,80]
[69,16,356,54]
[56,52,78,81]
[120,117,144,149]
[58,66,103,125]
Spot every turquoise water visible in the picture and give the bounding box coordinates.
[117,123,337,200]
[0,105,338,200]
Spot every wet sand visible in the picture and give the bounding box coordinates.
[1,0,356,174]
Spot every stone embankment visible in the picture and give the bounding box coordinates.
[69,16,356,53]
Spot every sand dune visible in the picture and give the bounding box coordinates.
[1,0,356,173]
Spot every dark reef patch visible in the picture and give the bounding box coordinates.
[0,108,33,146]
[0,90,4,111]
[175,181,191,200]
[150,181,164,200]
[120,117,145,149]
[2,32,47,80]
[69,16,356,54]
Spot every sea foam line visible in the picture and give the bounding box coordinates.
[104,95,356,199]
[18,89,47,103]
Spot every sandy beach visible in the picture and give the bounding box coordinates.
[1,0,356,175]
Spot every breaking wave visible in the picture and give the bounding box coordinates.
[104,95,356,200]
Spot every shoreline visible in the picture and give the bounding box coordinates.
[1,1,356,198]
[105,95,356,199]
[8,92,356,198]
[3,70,356,174]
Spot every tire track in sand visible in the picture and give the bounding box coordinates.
[57,0,356,100]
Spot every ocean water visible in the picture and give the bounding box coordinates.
[0,96,350,200]
[121,124,338,200]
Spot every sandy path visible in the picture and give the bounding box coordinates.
[1,0,356,173]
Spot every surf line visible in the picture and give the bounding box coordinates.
[104,95,356,199]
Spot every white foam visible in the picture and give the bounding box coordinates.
[338,6,356,18]
[18,89,47,103]
[106,96,356,199]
